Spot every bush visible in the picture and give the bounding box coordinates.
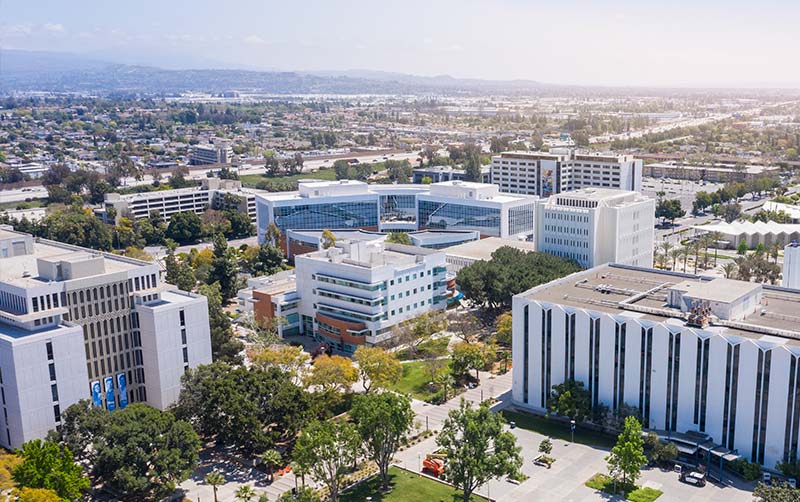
[730,458,762,481]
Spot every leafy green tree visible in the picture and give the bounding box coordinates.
[198,282,244,364]
[436,400,522,502]
[456,248,581,310]
[17,487,61,502]
[250,242,286,276]
[164,244,196,291]
[655,198,686,226]
[208,233,240,300]
[93,404,200,500]
[394,311,447,357]
[226,209,254,238]
[166,211,204,243]
[385,232,412,245]
[420,175,433,184]
[538,438,553,455]
[293,420,361,502]
[549,380,592,422]
[451,342,487,382]
[205,471,226,502]
[737,240,749,255]
[350,393,414,491]
[40,205,113,250]
[304,355,358,393]
[605,416,647,488]
[321,229,337,249]
[57,400,110,463]
[12,439,89,502]
[495,312,512,346]
[353,346,402,393]
[753,481,800,501]
[175,363,308,454]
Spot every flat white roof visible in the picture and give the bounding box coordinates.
[445,237,537,261]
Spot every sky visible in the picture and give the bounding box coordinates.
[2,0,799,87]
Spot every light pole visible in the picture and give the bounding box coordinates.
[570,419,576,444]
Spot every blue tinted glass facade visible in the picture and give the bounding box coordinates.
[274,201,379,232]
[417,200,501,236]
[380,195,417,223]
[509,204,535,236]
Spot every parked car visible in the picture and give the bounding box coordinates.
[788,478,797,488]
[680,471,707,487]
[762,472,772,484]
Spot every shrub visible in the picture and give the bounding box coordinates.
[730,458,762,481]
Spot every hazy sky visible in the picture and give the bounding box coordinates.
[2,0,799,87]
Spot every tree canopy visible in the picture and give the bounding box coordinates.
[456,247,581,310]
[293,419,361,502]
[12,439,88,502]
[605,416,647,488]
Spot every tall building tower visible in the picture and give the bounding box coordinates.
[783,242,800,289]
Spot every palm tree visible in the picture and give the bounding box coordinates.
[205,471,226,502]
[435,371,455,401]
[770,241,782,264]
[235,485,257,502]
[659,241,673,269]
[669,248,683,271]
[722,262,737,279]
[691,242,701,274]
[262,449,283,483]
[710,231,723,267]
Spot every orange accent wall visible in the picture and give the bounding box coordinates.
[315,313,368,345]
[253,290,276,324]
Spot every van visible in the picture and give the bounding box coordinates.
[680,471,706,487]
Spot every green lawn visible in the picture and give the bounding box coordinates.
[340,467,488,502]
[239,168,337,187]
[388,361,437,401]
[397,337,450,361]
[585,473,662,502]
[500,410,616,448]
[0,199,47,211]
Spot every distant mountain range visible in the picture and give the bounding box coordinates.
[0,49,555,96]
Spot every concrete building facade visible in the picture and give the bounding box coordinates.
[512,263,800,468]
[783,242,800,290]
[0,227,212,449]
[490,150,642,197]
[535,188,655,268]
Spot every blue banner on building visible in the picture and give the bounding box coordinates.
[91,380,102,407]
[116,373,128,409]
[104,376,116,411]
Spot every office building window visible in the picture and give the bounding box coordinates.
[784,355,800,462]
[613,321,626,413]
[46,341,54,361]
[523,305,529,404]
[540,309,552,408]
[665,331,680,431]
[752,349,772,464]
[722,344,741,449]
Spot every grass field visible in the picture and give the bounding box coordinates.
[396,337,450,361]
[239,168,338,187]
[388,361,437,401]
[340,467,488,502]
[585,473,662,502]
[500,410,617,448]
[0,199,47,211]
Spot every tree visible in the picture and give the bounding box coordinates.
[549,380,591,422]
[305,355,358,393]
[293,420,361,502]
[655,198,685,226]
[249,242,286,276]
[18,487,62,502]
[737,240,749,255]
[235,485,257,502]
[277,486,321,502]
[12,439,89,502]
[205,471,226,502]
[261,449,283,482]
[436,400,522,502]
[538,438,553,455]
[248,344,310,385]
[40,205,113,250]
[353,346,402,393]
[57,400,110,463]
[164,244,196,291]
[199,282,244,364]
[394,311,447,357]
[166,211,204,243]
[209,233,240,300]
[385,232,412,245]
[457,248,581,310]
[321,229,337,249]
[175,363,309,454]
[227,209,254,238]
[265,223,282,247]
[495,312,512,347]
[449,311,483,343]
[420,175,432,184]
[265,155,281,177]
[92,404,200,500]
[351,393,414,491]
[451,342,487,382]
[753,482,800,502]
[605,416,647,488]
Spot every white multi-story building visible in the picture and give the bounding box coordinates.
[512,263,800,468]
[0,227,212,449]
[252,240,450,354]
[255,180,538,246]
[99,178,262,224]
[535,188,655,268]
[783,242,800,290]
[490,150,643,197]
[190,141,233,165]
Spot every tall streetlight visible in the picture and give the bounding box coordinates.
[570,419,576,444]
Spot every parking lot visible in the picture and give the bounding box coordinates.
[642,177,724,213]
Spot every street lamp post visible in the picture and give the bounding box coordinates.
[570,419,576,444]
